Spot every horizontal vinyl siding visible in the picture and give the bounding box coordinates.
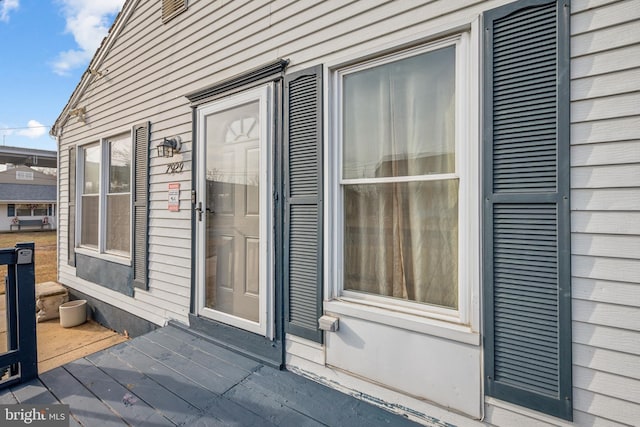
[57,0,517,333]
[486,0,640,425]
[570,0,640,425]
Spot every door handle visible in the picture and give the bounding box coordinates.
[195,202,212,221]
[195,202,203,221]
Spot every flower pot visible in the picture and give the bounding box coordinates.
[59,300,87,328]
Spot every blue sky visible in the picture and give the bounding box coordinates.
[0,0,124,151]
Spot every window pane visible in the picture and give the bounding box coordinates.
[81,195,99,248]
[83,144,100,194]
[343,46,456,179]
[33,204,47,216]
[343,180,458,309]
[109,138,131,193]
[106,194,130,254]
[16,204,31,216]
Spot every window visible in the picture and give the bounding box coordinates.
[107,138,131,254]
[81,143,100,248]
[334,36,473,319]
[78,133,132,258]
[16,170,34,180]
[14,204,52,217]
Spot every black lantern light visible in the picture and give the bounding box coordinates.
[157,137,182,158]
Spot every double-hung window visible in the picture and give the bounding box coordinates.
[78,133,132,258]
[334,34,476,323]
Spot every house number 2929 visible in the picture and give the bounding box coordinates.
[166,161,184,174]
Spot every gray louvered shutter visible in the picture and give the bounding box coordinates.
[7,204,14,217]
[133,122,150,289]
[284,65,323,343]
[483,0,572,420]
[68,148,76,267]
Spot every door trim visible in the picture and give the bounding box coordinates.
[195,84,274,338]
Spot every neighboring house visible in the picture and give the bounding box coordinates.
[50,0,639,425]
[0,165,57,232]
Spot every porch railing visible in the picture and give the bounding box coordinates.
[0,242,37,389]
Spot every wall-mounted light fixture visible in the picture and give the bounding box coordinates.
[157,136,182,158]
[69,107,86,123]
[89,68,108,78]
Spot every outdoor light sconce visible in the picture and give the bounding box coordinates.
[157,136,182,158]
[69,107,86,123]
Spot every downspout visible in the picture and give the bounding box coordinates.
[54,128,62,284]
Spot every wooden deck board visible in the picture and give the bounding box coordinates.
[39,367,127,427]
[0,388,18,404]
[64,358,174,427]
[86,349,202,426]
[224,367,325,426]
[154,326,262,372]
[36,319,128,373]
[10,378,58,405]
[232,366,420,427]
[0,325,421,427]
[103,341,219,411]
[141,330,257,385]
[189,393,278,427]
[128,336,245,395]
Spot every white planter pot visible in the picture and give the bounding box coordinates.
[59,300,87,328]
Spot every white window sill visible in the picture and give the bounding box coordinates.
[74,247,131,266]
[324,299,480,346]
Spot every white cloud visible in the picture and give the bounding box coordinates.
[52,0,125,76]
[16,120,48,138]
[0,0,19,22]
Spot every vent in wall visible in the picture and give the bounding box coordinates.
[162,0,187,23]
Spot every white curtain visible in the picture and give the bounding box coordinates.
[343,46,458,309]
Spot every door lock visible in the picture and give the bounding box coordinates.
[195,202,212,221]
[195,202,203,221]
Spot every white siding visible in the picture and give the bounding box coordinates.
[488,0,640,425]
[569,0,640,417]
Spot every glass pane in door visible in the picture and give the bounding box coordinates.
[205,101,260,322]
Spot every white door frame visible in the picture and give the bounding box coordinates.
[195,84,274,338]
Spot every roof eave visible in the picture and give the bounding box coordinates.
[50,0,140,139]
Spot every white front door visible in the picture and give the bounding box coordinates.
[196,85,273,337]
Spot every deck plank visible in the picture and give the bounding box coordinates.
[64,358,174,427]
[10,378,58,404]
[239,366,419,427]
[39,367,127,427]
[101,342,219,411]
[129,336,243,395]
[223,374,325,426]
[1,325,422,427]
[7,378,82,427]
[143,328,256,382]
[86,348,203,426]
[188,394,277,427]
[0,388,18,404]
[154,326,262,372]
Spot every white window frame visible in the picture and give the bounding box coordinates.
[76,132,133,265]
[326,30,480,340]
